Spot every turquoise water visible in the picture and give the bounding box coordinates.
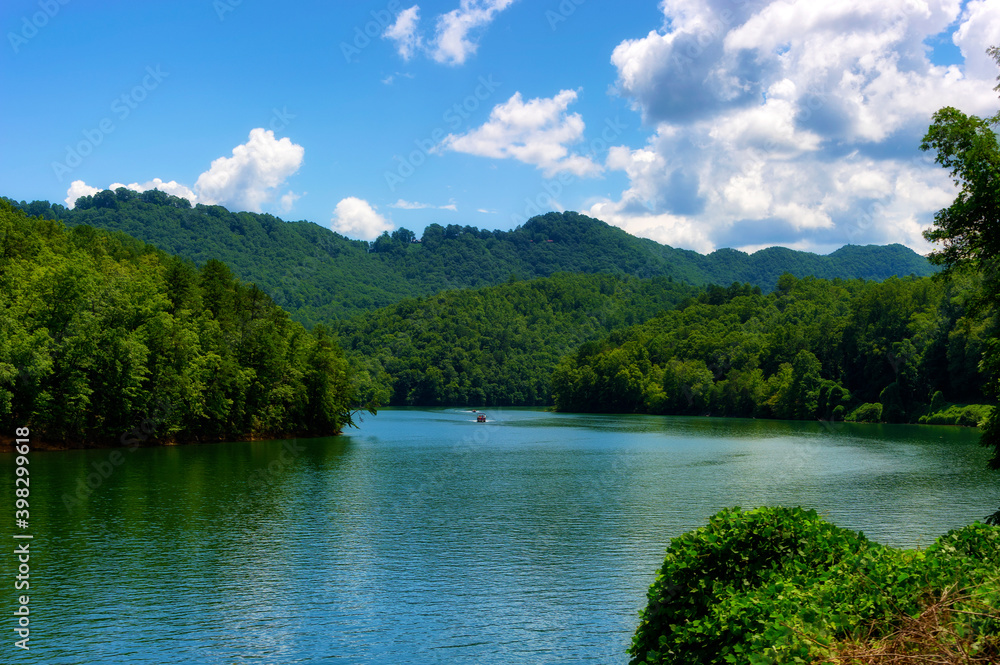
[2,409,996,664]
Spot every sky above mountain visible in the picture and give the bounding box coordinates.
[2,0,999,254]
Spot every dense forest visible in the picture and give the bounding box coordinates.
[0,201,357,446]
[1,187,990,441]
[551,273,995,426]
[6,194,936,323]
[336,273,699,406]
[1,191,988,436]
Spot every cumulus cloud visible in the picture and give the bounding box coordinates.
[595,0,1000,253]
[65,180,100,208]
[65,129,305,214]
[384,5,423,60]
[194,128,304,212]
[382,0,514,65]
[65,178,196,208]
[440,89,602,177]
[954,0,1000,80]
[331,197,394,240]
[111,178,197,201]
[588,199,717,254]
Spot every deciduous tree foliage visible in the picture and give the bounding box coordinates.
[0,201,356,446]
[921,45,1000,470]
[5,195,937,324]
[552,275,992,422]
[336,273,699,407]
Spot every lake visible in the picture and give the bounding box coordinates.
[3,409,996,664]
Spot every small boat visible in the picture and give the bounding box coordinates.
[476,414,487,422]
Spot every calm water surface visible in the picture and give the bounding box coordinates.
[2,409,996,664]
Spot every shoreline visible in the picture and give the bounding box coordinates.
[4,407,986,452]
[0,429,344,453]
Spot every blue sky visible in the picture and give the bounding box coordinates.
[1,0,999,254]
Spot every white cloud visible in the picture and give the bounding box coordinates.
[594,0,1000,254]
[63,130,304,214]
[65,178,196,208]
[382,0,514,65]
[390,198,457,210]
[64,180,100,208]
[384,5,423,60]
[432,0,514,65]
[330,197,394,240]
[391,199,429,209]
[194,128,304,213]
[111,178,197,201]
[279,190,303,212]
[440,89,602,177]
[587,199,716,254]
[954,0,1000,80]
[381,71,415,85]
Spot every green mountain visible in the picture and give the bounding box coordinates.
[8,190,936,326]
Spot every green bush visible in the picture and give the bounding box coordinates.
[918,403,993,427]
[846,402,883,423]
[629,506,1000,665]
[929,390,947,413]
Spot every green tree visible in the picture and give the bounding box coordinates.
[921,46,1000,473]
[0,200,358,446]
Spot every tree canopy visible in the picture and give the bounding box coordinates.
[551,274,992,426]
[6,196,937,325]
[337,272,698,407]
[920,45,1000,472]
[0,201,358,446]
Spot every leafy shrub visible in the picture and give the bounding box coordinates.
[918,403,993,427]
[846,402,883,423]
[629,507,1000,665]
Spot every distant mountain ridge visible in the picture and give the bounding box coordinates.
[7,190,937,325]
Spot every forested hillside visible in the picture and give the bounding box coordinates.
[4,190,970,424]
[0,201,357,446]
[552,273,995,425]
[336,273,699,406]
[8,192,936,324]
